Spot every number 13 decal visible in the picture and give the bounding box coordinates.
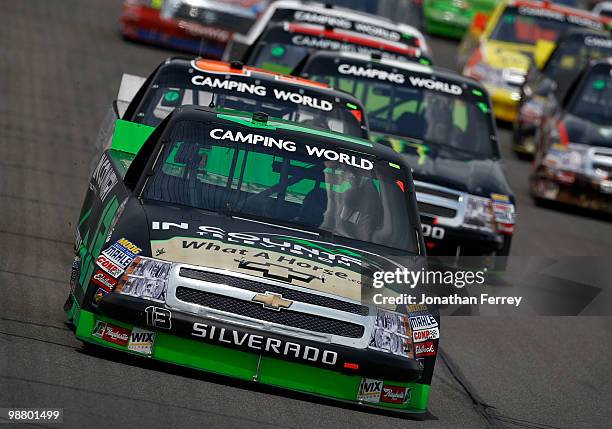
[145,306,172,330]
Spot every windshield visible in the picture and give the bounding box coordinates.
[543,36,612,93]
[130,64,365,137]
[490,6,604,45]
[249,26,429,75]
[569,66,612,126]
[303,60,497,159]
[143,120,418,252]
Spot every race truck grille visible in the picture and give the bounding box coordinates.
[417,202,457,218]
[179,268,369,316]
[414,184,461,202]
[175,287,365,338]
[414,180,463,222]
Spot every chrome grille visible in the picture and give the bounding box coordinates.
[417,202,457,218]
[414,185,460,202]
[414,180,464,224]
[175,287,365,338]
[179,268,368,316]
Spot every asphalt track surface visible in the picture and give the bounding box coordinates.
[1,1,611,428]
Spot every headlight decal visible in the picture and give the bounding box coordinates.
[115,256,172,302]
[491,194,516,235]
[462,195,495,232]
[368,309,414,359]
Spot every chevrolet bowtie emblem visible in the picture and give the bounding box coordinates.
[252,292,293,311]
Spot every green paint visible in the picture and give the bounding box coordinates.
[383,136,430,166]
[472,89,484,97]
[346,102,358,110]
[75,309,431,412]
[477,102,489,114]
[79,197,120,291]
[270,45,286,57]
[279,237,362,258]
[260,62,293,74]
[111,119,156,155]
[217,114,278,130]
[78,207,92,228]
[388,162,401,169]
[419,58,431,66]
[164,91,180,102]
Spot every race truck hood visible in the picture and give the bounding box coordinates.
[376,134,512,198]
[564,114,612,148]
[138,202,411,301]
[481,40,533,74]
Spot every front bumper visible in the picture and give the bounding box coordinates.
[531,172,612,213]
[74,300,430,413]
[421,217,504,257]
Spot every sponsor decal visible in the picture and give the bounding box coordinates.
[293,11,352,29]
[191,76,266,95]
[412,327,440,343]
[415,340,436,357]
[290,36,409,63]
[584,37,612,49]
[96,255,124,278]
[92,321,130,346]
[116,238,142,255]
[407,303,428,313]
[517,6,602,30]
[101,238,142,270]
[407,76,462,95]
[93,288,109,305]
[101,247,133,270]
[292,12,401,42]
[192,323,338,366]
[145,306,172,330]
[177,20,231,42]
[92,321,106,338]
[91,269,117,290]
[380,385,411,404]
[105,198,129,244]
[338,64,405,84]
[421,224,445,240]
[209,128,373,170]
[128,328,155,355]
[272,88,333,111]
[190,76,333,111]
[357,378,383,403]
[151,224,363,267]
[90,156,118,201]
[353,22,401,42]
[409,314,438,330]
[490,193,510,202]
[149,235,363,300]
[70,256,81,289]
